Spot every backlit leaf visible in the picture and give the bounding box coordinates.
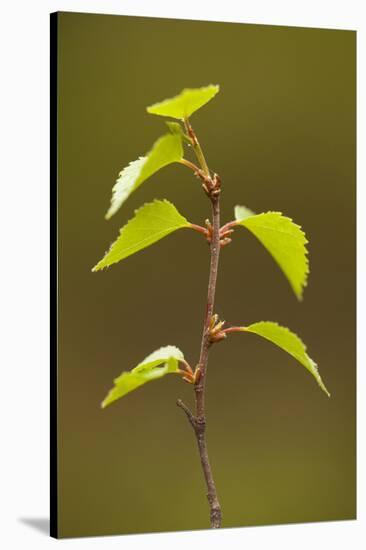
[239,321,329,396]
[235,207,309,300]
[106,133,183,219]
[93,200,192,271]
[102,345,185,408]
[147,85,220,120]
[234,205,255,221]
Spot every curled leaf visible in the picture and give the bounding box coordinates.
[239,321,330,396]
[102,346,185,408]
[235,207,309,300]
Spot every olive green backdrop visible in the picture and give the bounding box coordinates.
[56,12,356,538]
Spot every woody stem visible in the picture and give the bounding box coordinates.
[177,120,222,528]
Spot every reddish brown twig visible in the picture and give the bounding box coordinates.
[177,120,222,528]
[221,326,244,335]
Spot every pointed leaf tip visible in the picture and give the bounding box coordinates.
[242,321,330,396]
[147,85,220,120]
[93,199,191,271]
[235,207,309,299]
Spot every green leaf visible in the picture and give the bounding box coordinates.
[234,205,255,221]
[147,85,220,120]
[93,200,191,271]
[239,321,330,396]
[235,207,309,300]
[102,345,184,408]
[165,121,191,144]
[105,133,183,219]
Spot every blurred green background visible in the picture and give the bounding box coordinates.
[56,12,356,538]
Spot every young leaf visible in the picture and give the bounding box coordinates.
[234,205,255,221]
[165,121,191,144]
[93,200,192,271]
[239,321,330,396]
[147,85,220,120]
[102,345,185,408]
[234,207,309,300]
[105,133,183,219]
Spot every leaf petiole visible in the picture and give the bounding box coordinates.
[219,220,238,235]
[179,158,201,173]
[184,118,210,176]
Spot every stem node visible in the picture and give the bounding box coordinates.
[179,120,222,529]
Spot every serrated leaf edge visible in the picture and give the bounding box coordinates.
[105,133,183,219]
[235,209,309,300]
[92,199,192,272]
[240,321,330,397]
[105,157,146,220]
